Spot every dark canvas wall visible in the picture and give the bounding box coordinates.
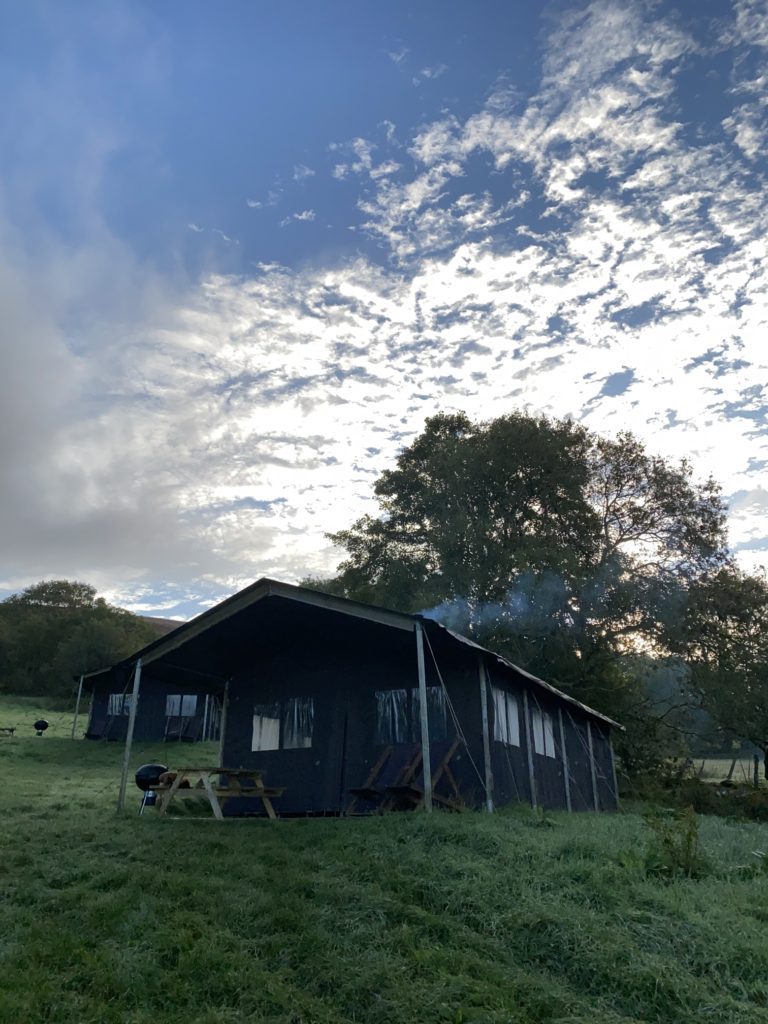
[219,616,617,816]
[85,675,220,743]
[484,664,619,813]
[220,621,486,815]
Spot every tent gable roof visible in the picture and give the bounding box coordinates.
[84,577,620,728]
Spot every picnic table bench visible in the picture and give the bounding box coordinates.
[153,767,285,820]
[0,727,16,737]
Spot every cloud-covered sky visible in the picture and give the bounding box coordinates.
[1,0,766,618]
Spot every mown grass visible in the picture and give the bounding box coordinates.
[2,698,768,1023]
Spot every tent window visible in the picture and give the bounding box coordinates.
[492,686,519,746]
[108,693,131,716]
[166,694,198,717]
[252,697,315,751]
[283,696,314,749]
[375,686,448,744]
[252,702,281,751]
[531,706,556,758]
[375,689,408,744]
[417,685,449,742]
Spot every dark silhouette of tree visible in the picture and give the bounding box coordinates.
[0,579,157,698]
[310,412,730,733]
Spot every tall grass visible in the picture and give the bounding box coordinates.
[2,698,768,1023]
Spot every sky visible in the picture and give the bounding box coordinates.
[0,0,766,619]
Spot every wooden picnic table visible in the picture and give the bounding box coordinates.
[154,767,285,820]
[0,727,16,737]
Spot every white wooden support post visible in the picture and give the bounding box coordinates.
[218,680,229,768]
[558,707,572,812]
[586,720,599,811]
[522,690,537,810]
[477,655,494,812]
[71,675,84,739]
[415,620,433,813]
[202,693,210,742]
[116,660,142,813]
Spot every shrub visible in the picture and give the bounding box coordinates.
[618,806,709,878]
[642,806,708,878]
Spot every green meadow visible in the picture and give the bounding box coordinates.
[2,696,768,1024]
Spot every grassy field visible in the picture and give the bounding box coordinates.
[2,698,768,1023]
[695,757,763,784]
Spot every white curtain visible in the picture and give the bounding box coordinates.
[252,713,280,751]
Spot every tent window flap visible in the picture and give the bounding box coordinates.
[283,696,314,749]
[375,686,448,744]
[166,694,198,717]
[532,706,556,758]
[492,686,520,746]
[252,697,314,751]
[108,693,131,716]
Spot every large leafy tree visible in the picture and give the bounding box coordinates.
[0,580,157,698]
[314,412,730,721]
[679,566,768,775]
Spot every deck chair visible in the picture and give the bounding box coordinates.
[84,710,110,740]
[346,743,422,814]
[179,717,203,742]
[385,737,465,811]
[164,715,188,741]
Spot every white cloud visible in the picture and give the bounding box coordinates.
[329,136,375,179]
[370,160,401,179]
[293,164,315,180]
[412,63,448,86]
[246,189,281,209]
[279,209,316,227]
[729,0,768,49]
[212,228,238,244]
[386,46,409,64]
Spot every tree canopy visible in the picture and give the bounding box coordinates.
[678,566,768,770]
[0,580,157,698]
[313,411,734,740]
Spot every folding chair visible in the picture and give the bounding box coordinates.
[385,737,465,811]
[347,743,422,814]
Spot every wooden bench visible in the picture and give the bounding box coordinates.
[153,767,285,820]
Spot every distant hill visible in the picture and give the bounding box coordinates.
[138,616,183,637]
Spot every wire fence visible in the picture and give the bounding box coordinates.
[694,757,764,785]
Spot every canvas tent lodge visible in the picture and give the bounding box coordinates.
[79,665,222,744]
[78,578,620,816]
